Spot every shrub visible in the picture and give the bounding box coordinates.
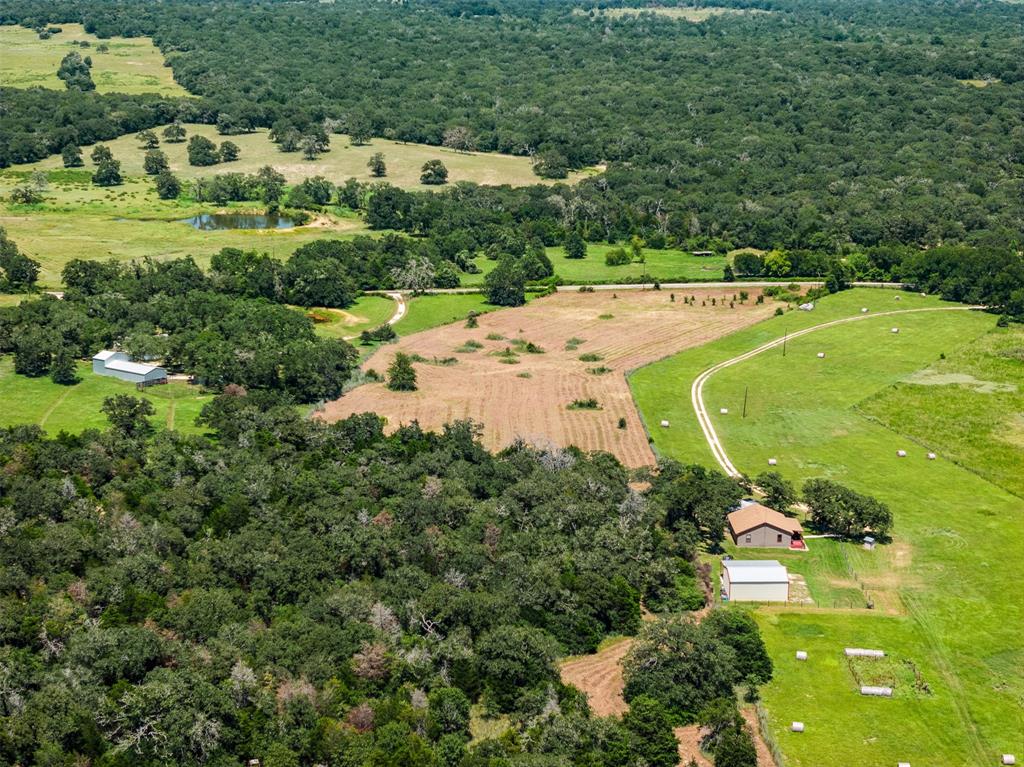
[578,352,603,362]
[568,398,600,410]
[360,324,397,344]
[605,247,631,266]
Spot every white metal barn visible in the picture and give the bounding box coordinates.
[721,559,789,602]
[92,350,167,385]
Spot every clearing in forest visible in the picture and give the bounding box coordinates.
[11,123,595,189]
[586,6,768,21]
[321,289,776,468]
[0,24,187,96]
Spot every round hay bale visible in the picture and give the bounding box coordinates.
[1002,756,1016,766]
[817,352,825,358]
[795,651,808,661]
[861,307,869,313]
[891,327,900,334]
[791,722,804,733]
[767,458,777,466]
[660,420,670,428]
[897,449,907,457]
[927,452,937,460]
[720,407,729,415]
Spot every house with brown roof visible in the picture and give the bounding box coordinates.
[728,502,804,549]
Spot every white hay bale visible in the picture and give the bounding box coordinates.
[795,651,808,661]
[860,685,893,697]
[891,327,900,333]
[927,452,937,460]
[817,352,825,358]
[861,307,869,313]
[720,407,729,415]
[898,762,911,767]
[897,449,907,457]
[894,296,901,301]
[767,458,777,466]
[660,420,670,428]
[790,722,804,733]
[1002,756,1016,766]
[845,648,885,658]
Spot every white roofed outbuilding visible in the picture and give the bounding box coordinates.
[721,559,789,603]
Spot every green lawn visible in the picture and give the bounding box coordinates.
[464,244,726,286]
[631,289,1022,765]
[308,295,397,340]
[0,359,212,435]
[0,23,188,96]
[392,293,505,336]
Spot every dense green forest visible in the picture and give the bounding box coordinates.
[0,402,771,766]
[1,0,1023,249]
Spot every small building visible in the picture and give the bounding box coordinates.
[721,559,789,602]
[92,350,167,385]
[728,503,804,549]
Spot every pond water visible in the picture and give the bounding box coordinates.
[179,213,297,230]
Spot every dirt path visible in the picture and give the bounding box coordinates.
[323,290,775,468]
[691,306,977,477]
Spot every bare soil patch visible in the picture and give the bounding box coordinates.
[321,290,774,467]
[560,638,634,717]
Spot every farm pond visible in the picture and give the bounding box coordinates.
[179,213,297,230]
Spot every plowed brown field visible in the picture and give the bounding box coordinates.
[321,290,774,467]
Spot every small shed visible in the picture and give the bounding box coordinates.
[721,559,789,602]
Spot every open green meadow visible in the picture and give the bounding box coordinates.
[9,123,592,189]
[0,358,211,435]
[0,171,367,286]
[307,294,397,340]
[631,289,1022,765]
[0,24,187,96]
[464,244,727,286]
[392,293,510,336]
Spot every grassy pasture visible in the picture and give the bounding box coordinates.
[0,358,211,435]
[857,325,1024,498]
[464,244,727,286]
[0,24,187,96]
[9,123,592,189]
[631,289,1022,764]
[0,173,366,286]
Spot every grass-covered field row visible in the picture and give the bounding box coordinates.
[631,289,1022,765]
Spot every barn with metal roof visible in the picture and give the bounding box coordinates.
[721,559,789,603]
